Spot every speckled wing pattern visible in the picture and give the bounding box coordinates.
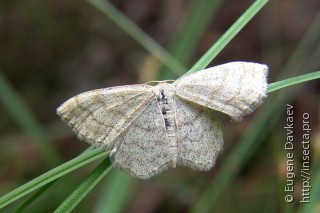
[57,61,268,179]
[175,97,223,171]
[57,84,155,149]
[175,62,268,121]
[112,99,173,179]
[57,84,174,179]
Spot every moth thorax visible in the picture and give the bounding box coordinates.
[154,84,177,167]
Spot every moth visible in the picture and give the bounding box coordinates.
[57,61,268,179]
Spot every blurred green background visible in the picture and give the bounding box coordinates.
[0,0,319,212]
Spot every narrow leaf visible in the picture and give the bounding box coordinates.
[268,71,320,93]
[0,149,106,209]
[86,0,186,75]
[184,0,269,76]
[54,158,112,213]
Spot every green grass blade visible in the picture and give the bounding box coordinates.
[191,75,319,213]
[86,0,186,76]
[192,112,271,213]
[184,0,269,76]
[192,10,320,213]
[87,1,222,211]
[13,147,96,212]
[170,0,223,66]
[158,0,223,80]
[3,1,317,212]
[0,149,106,209]
[0,71,61,165]
[15,180,57,213]
[54,158,112,213]
[268,71,320,93]
[94,171,135,213]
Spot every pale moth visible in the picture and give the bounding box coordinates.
[57,61,268,179]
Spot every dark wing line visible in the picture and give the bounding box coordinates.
[101,93,158,145]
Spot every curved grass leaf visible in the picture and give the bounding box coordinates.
[191,72,320,213]
[0,149,106,209]
[191,10,320,212]
[94,171,135,213]
[170,0,223,66]
[81,1,223,212]
[158,0,223,80]
[184,0,269,76]
[54,1,269,211]
[2,57,319,213]
[268,71,320,93]
[15,180,57,213]
[86,0,186,76]
[54,158,112,213]
[13,147,96,212]
[3,1,320,212]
